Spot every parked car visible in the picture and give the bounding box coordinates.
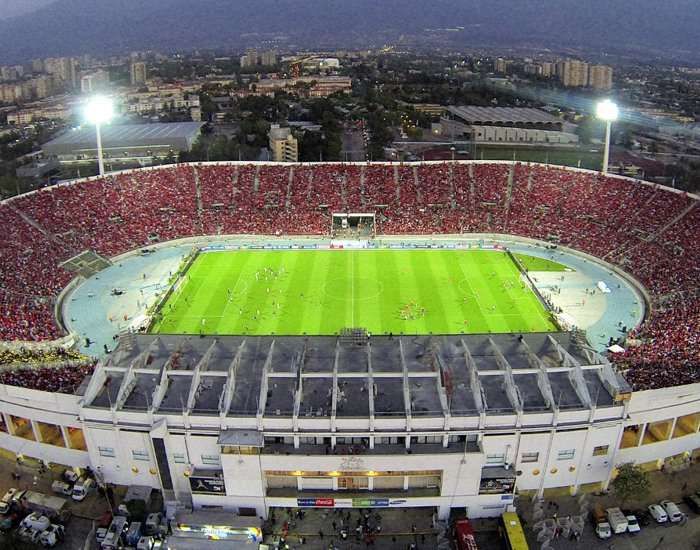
[683,494,700,514]
[71,478,96,501]
[51,480,73,496]
[648,503,669,523]
[661,500,684,523]
[39,524,65,547]
[626,514,641,533]
[626,509,652,527]
[591,505,612,539]
[0,488,24,514]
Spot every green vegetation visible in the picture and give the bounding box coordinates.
[474,145,602,170]
[150,249,558,336]
[612,463,651,506]
[513,254,569,272]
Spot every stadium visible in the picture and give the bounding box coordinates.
[0,160,698,526]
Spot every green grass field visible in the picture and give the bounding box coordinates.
[149,249,558,336]
[513,253,569,272]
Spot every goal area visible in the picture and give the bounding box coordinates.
[331,213,376,239]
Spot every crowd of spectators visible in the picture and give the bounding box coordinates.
[0,346,95,393]
[0,161,697,392]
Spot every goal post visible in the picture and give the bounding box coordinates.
[331,213,376,238]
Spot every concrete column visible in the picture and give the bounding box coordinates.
[637,423,647,447]
[3,413,16,435]
[60,425,71,449]
[31,420,42,443]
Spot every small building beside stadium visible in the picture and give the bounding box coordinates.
[42,122,204,166]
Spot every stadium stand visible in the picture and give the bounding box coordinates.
[0,162,697,392]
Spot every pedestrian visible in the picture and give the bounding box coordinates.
[318,529,324,539]
[682,482,688,491]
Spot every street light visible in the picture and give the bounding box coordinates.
[84,96,114,177]
[596,99,618,175]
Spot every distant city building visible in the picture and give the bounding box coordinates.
[80,70,110,94]
[470,125,579,145]
[259,50,277,67]
[44,57,78,89]
[589,65,613,91]
[268,124,298,162]
[254,76,352,97]
[540,62,555,78]
[559,59,589,88]
[130,62,148,86]
[494,58,510,74]
[241,49,277,68]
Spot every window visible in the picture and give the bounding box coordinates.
[557,449,575,461]
[201,454,220,466]
[593,445,609,456]
[486,453,506,465]
[132,450,150,461]
[521,452,539,463]
[173,453,186,464]
[98,446,115,458]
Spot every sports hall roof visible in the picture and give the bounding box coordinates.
[43,122,204,155]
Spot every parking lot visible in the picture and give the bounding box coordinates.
[517,461,700,550]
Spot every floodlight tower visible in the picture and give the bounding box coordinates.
[84,96,114,177]
[596,99,618,175]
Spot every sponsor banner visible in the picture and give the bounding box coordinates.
[297,498,334,507]
[189,476,226,494]
[352,498,389,508]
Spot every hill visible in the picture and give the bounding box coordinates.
[0,0,698,63]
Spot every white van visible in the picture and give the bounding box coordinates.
[71,478,96,501]
[661,500,684,523]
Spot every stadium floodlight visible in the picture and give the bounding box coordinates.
[596,99,618,175]
[84,96,114,177]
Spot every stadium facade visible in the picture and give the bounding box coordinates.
[0,161,698,521]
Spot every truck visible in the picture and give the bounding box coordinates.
[21,491,68,520]
[606,507,629,534]
[101,516,128,550]
[592,505,612,539]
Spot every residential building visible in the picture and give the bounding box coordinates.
[80,70,110,94]
[589,65,613,91]
[268,124,298,162]
[559,60,589,88]
[130,62,148,86]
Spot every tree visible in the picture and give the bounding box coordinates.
[612,463,651,505]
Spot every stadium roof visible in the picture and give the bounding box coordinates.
[84,333,629,418]
[43,122,204,156]
[447,106,560,126]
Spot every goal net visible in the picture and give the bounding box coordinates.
[331,213,376,239]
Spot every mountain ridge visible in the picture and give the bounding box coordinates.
[0,0,697,64]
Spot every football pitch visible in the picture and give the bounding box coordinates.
[149,249,559,336]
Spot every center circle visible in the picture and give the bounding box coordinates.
[323,276,384,302]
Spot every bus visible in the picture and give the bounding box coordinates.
[501,511,529,550]
[454,518,479,550]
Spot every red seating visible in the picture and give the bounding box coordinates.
[0,161,697,393]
